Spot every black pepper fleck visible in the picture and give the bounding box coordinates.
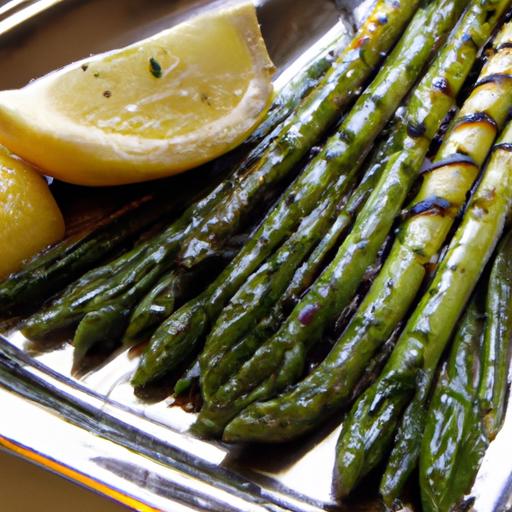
[149,57,162,78]
[103,90,112,98]
[81,64,89,72]
[200,93,212,106]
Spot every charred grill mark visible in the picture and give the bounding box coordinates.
[474,73,512,90]
[496,42,512,52]
[407,121,426,138]
[493,142,512,152]
[432,77,452,97]
[453,111,498,131]
[421,153,477,175]
[402,196,453,220]
[427,107,458,158]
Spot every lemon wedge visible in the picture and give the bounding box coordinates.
[0,2,274,186]
[0,148,64,278]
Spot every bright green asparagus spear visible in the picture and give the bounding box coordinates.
[133,0,460,389]
[200,0,477,438]
[478,228,512,439]
[334,115,512,499]
[23,0,412,346]
[419,294,487,512]
[420,228,512,512]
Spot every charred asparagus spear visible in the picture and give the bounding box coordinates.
[23,0,413,348]
[478,228,512,439]
[421,228,512,512]
[199,0,479,438]
[419,293,487,512]
[133,0,463,390]
[379,31,512,503]
[334,114,512,500]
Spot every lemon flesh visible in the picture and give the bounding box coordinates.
[0,149,64,278]
[0,2,274,186]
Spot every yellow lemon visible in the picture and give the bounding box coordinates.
[0,149,64,278]
[0,2,274,186]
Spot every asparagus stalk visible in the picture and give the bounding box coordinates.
[334,113,512,499]
[419,294,487,512]
[23,0,413,347]
[198,195,339,402]
[201,0,477,438]
[122,243,241,345]
[420,228,512,512]
[133,0,460,389]
[244,23,352,147]
[478,228,512,439]
[198,91,440,402]
[198,202,358,403]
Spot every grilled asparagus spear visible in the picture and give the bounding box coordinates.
[379,32,512,503]
[419,293,487,512]
[134,0,462,390]
[478,228,512,439]
[334,114,512,499]
[420,228,512,512]
[178,0,422,269]
[200,0,477,438]
[23,0,412,348]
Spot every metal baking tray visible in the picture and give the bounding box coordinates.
[0,1,511,511]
